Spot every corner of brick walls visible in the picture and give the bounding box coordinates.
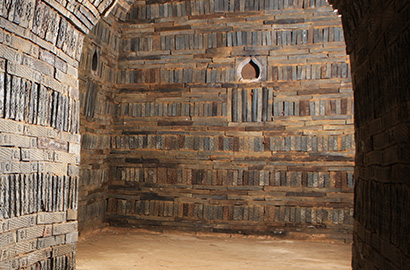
[1,0,409,268]
[78,14,121,235]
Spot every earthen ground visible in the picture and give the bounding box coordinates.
[76,228,352,270]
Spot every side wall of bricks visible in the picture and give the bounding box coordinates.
[0,0,115,268]
[78,15,120,235]
[330,0,410,268]
[107,0,355,241]
[77,0,134,235]
[1,0,409,268]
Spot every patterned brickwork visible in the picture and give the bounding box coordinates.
[106,0,355,241]
[329,0,410,269]
[0,0,116,268]
[78,14,121,234]
[10,0,410,268]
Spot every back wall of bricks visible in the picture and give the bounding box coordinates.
[0,0,356,268]
[106,0,355,241]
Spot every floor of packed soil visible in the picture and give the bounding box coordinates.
[76,228,351,270]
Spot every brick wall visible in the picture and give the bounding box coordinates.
[78,14,121,235]
[1,0,409,268]
[329,0,410,268]
[0,0,114,268]
[106,0,355,241]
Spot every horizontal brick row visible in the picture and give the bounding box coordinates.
[116,166,354,188]
[82,133,111,150]
[116,92,352,120]
[272,98,353,117]
[119,101,221,118]
[118,64,349,84]
[121,26,344,53]
[155,27,343,50]
[107,198,353,225]
[0,246,76,270]
[231,87,352,121]
[271,62,350,81]
[112,133,354,153]
[80,167,109,187]
[128,0,330,20]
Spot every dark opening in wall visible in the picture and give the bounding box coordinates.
[237,57,263,82]
[92,49,98,71]
[242,60,260,80]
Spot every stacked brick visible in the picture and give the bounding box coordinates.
[329,0,410,268]
[107,0,355,241]
[0,0,115,269]
[78,15,120,234]
[1,0,408,269]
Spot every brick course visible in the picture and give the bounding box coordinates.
[0,0,118,268]
[3,0,407,269]
[329,0,410,268]
[105,0,355,241]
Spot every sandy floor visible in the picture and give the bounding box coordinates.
[76,228,352,270]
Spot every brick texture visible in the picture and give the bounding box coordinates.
[329,0,410,269]
[105,0,355,241]
[5,0,408,269]
[0,0,117,268]
[78,13,120,235]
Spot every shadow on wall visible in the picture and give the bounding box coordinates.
[0,0,119,269]
[99,0,355,242]
[78,15,121,234]
[0,0,408,269]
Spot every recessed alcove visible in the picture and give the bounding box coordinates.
[242,59,260,79]
[237,57,263,82]
[91,49,99,71]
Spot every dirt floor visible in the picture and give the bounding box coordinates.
[76,228,352,270]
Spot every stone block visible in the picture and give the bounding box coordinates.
[52,221,78,235]
[37,212,65,225]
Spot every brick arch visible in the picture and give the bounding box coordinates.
[1,0,409,269]
[0,0,123,268]
[330,0,410,269]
